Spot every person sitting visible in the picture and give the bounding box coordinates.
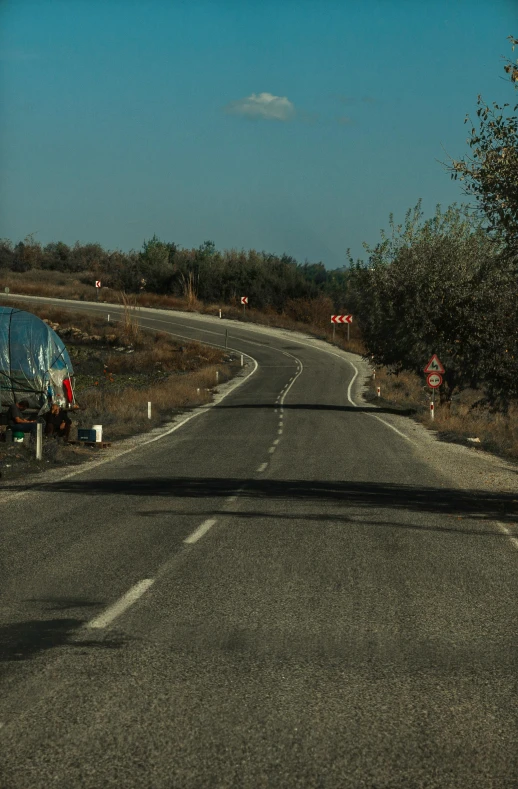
[7,400,38,435]
[44,403,72,441]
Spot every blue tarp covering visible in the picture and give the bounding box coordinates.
[0,306,74,411]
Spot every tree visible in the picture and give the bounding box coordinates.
[139,235,177,292]
[0,239,14,269]
[447,36,518,249]
[12,234,43,272]
[347,203,514,406]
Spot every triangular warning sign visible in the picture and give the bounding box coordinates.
[423,354,445,374]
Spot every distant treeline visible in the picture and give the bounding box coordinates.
[0,236,352,314]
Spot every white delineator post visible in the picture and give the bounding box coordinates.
[377,386,381,397]
[216,370,219,383]
[36,422,43,461]
[219,309,222,319]
[107,314,110,322]
[147,401,152,419]
[241,354,244,367]
[430,401,435,420]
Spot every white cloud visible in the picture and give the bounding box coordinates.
[224,92,296,122]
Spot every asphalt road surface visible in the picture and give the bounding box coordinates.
[1,299,517,788]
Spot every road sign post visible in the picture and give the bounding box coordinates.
[424,356,444,420]
[423,354,445,374]
[330,315,352,343]
[241,296,248,317]
[95,280,101,302]
[426,373,442,388]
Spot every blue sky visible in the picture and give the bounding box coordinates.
[0,0,515,269]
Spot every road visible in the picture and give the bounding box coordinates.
[1,299,517,788]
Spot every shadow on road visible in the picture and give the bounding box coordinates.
[15,477,518,522]
[0,599,125,664]
[215,403,417,416]
[135,507,515,537]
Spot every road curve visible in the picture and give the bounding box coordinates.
[0,297,517,789]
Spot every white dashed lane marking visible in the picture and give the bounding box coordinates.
[184,518,218,545]
[86,579,155,630]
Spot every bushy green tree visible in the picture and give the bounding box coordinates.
[138,235,177,292]
[447,36,518,249]
[349,202,517,409]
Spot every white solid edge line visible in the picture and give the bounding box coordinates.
[86,578,154,629]
[368,413,415,444]
[184,518,217,544]
[344,357,414,444]
[346,360,359,406]
[0,346,259,503]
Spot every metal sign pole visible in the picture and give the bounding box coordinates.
[347,323,350,342]
[332,324,335,341]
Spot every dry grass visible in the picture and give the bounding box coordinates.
[368,367,518,460]
[77,364,232,439]
[119,292,143,347]
[0,270,121,304]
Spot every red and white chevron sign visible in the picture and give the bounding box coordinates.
[331,314,352,324]
[95,280,101,288]
[241,296,248,305]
